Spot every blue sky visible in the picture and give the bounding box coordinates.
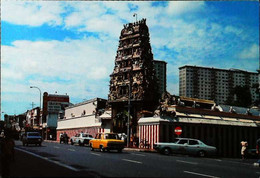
[1,1,259,119]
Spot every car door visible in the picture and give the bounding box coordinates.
[93,134,101,148]
[187,139,200,155]
[176,139,188,154]
[74,134,79,143]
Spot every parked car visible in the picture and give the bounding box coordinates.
[154,138,217,157]
[70,133,93,146]
[22,132,42,146]
[89,133,125,152]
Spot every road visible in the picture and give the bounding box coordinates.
[12,140,260,177]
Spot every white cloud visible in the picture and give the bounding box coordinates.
[2,1,64,26]
[1,37,117,107]
[239,44,259,59]
[167,1,205,15]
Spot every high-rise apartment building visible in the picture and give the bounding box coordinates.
[153,60,167,97]
[179,65,259,105]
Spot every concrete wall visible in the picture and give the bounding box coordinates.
[64,101,97,119]
[57,114,100,130]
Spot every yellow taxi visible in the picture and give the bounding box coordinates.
[89,133,125,152]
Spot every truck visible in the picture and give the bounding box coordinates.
[70,133,93,146]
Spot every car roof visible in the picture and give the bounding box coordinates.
[175,138,200,141]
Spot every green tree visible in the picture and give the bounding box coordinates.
[226,86,252,107]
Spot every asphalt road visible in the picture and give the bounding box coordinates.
[12,140,260,177]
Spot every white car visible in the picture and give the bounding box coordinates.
[70,133,93,146]
[154,138,217,157]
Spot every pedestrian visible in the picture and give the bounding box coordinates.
[241,140,248,160]
[1,129,15,177]
[256,138,260,158]
[64,132,68,144]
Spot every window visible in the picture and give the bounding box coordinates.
[95,134,101,139]
[189,140,199,145]
[178,139,188,144]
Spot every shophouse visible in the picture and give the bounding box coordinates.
[42,92,70,140]
[56,98,112,141]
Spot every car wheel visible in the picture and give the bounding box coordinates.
[100,145,105,152]
[198,150,206,157]
[22,142,25,146]
[118,149,122,153]
[71,140,74,145]
[39,143,42,146]
[78,141,82,146]
[90,143,94,151]
[163,148,171,155]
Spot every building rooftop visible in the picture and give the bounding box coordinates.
[179,65,258,74]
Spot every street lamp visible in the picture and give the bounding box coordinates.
[30,86,42,126]
[30,86,42,111]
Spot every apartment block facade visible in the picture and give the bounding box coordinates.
[153,60,167,98]
[179,65,259,105]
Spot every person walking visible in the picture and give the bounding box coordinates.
[241,140,248,160]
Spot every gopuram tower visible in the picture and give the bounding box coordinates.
[108,18,159,136]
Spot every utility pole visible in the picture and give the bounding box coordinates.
[31,102,35,109]
[133,13,137,22]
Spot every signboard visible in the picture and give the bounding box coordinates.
[174,126,182,136]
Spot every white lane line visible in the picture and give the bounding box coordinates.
[91,153,101,156]
[131,153,146,157]
[122,159,142,164]
[54,146,60,149]
[68,149,75,152]
[205,158,222,162]
[184,171,220,178]
[15,147,79,172]
[177,160,198,165]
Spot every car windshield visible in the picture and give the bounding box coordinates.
[28,133,40,136]
[105,134,119,139]
[82,134,88,137]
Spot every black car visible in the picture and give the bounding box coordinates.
[22,132,42,146]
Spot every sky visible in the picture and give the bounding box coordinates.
[1,1,259,119]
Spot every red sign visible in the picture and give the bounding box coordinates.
[174,126,182,135]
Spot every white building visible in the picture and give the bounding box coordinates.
[56,98,112,140]
[179,65,259,105]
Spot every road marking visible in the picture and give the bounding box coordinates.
[15,147,79,172]
[91,153,101,156]
[68,149,75,152]
[177,160,198,165]
[131,153,146,157]
[122,159,142,164]
[184,171,220,178]
[54,146,60,149]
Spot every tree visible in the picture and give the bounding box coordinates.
[226,86,252,107]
